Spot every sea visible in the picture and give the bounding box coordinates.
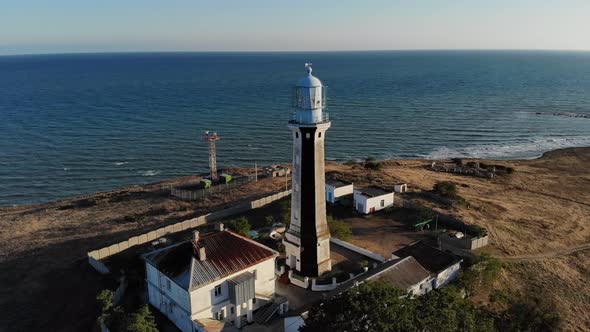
[1,51,589,206]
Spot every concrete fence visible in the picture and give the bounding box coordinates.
[288,270,310,289]
[87,189,292,274]
[330,238,386,262]
[439,234,489,251]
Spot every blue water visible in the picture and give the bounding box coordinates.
[1,51,589,206]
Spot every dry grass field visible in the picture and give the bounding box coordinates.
[0,148,588,331]
[324,147,590,331]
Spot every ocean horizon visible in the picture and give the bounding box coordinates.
[1,50,589,206]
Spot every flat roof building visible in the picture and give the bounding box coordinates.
[353,186,394,214]
[392,242,462,289]
[325,179,354,204]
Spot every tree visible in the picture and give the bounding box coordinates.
[228,216,251,237]
[302,282,412,332]
[278,199,291,226]
[301,282,495,332]
[125,305,158,332]
[96,289,125,331]
[504,296,560,332]
[97,289,114,315]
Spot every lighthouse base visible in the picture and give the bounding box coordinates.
[284,234,331,277]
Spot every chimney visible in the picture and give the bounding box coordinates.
[198,246,206,261]
[193,230,200,242]
[215,223,224,232]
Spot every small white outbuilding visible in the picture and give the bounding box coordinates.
[354,186,394,214]
[394,183,408,193]
[325,180,354,204]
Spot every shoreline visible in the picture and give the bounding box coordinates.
[2,146,589,210]
[1,144,589,331]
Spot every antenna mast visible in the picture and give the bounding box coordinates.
[203,131,221,181]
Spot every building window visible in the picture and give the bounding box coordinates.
[318,132,322,138]
[380,199,385,207]
[166,279,171,291]
[295,132,299,138]
[231,307,234,315]
[214,284,222,297]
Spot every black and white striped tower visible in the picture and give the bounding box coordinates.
[283,63,331,277]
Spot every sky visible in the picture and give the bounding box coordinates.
[1,0,589,55]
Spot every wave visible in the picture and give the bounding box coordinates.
[140,170,160,176]
[423,136,590,160]
[114,161,128,166]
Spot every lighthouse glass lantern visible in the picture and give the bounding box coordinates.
[292,63,328,124]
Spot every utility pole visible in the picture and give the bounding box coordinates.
[255,162,258,182]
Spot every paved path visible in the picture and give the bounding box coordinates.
[497,242,590,262]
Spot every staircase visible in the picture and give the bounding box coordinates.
[254,302,280,324]
[239,315,248,328]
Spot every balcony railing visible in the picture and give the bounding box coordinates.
[289,111,330,125]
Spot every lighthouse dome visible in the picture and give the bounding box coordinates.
[296,63,322,87]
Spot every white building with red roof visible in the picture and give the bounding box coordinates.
[142,224,279,331]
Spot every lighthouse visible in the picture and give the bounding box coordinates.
[283,64,331,277]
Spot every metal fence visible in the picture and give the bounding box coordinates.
[170,176,254,201]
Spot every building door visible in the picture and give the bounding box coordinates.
[328,192,333,202]
[357,203,364,213]
[290,255,296,268]
[370,207,375,213]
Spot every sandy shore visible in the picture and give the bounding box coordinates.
[1,147,589,331]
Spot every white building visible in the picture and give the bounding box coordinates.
[394,183,408,193]
[392,241,462,289]
[367,256,434,296]
[142,225,279,331]
[325,179,354,204]
[353,186,395,214]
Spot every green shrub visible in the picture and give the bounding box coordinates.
[125,305,158,332]
[433,181,459,199]
[264,215,275,227]
[327,216,352,241]
[458,253,502,297]
[504,297,560,332]
[364,161,383,170]
[227,217,251,237]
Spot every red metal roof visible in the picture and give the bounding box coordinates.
[146,230,277,290]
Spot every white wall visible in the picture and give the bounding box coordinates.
[353,191,394,214]
[325,184,353,203]
[190,258,276,322]
[434,261,461,288]
[148,256,276,330]
[145,263,192,332]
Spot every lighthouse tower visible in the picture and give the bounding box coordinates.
[283,64,331,277]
